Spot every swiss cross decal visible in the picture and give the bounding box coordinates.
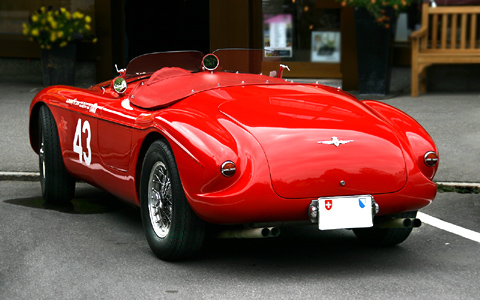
[325,200,333,211]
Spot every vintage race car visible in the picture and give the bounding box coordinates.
[29,49,439,261]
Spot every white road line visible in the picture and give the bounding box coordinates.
[418,212,480,243]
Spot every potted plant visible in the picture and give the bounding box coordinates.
[339,0,414,27]
[23,6,96,86]
[337,0,415,95]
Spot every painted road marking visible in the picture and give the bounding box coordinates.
[418,212,480,243]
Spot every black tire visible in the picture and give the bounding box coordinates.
[353,211,417,246]
[140,140,205,261]
[38,105,75,204]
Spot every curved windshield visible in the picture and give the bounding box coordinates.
[213,49,280,74]
[125,51,204,78]
[124,49,282,78]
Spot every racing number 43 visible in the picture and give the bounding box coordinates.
[73,119,92,165]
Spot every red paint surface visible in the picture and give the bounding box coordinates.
[29,52,438,225]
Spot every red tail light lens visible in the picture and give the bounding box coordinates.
[424,151,439,167]
[221,161,236,177]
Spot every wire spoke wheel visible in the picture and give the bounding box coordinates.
[148,161,173,238]
[140,140,205,261]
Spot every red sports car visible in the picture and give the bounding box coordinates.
[29,49,439,260]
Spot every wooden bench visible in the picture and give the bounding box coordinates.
[410,2,480,96]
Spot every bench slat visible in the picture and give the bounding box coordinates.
[451,14,457,49]
[432,14,438,49]
[460,13,467,49]
[426,6,480,14]
[471,14,477,49]
[441,14,448,49]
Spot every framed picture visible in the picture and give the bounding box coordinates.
[311,31,341,63]
[264,14,293,57]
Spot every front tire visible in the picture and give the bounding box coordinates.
[353,211,417,246]
[140,140,205,261]
[38,105,75,204]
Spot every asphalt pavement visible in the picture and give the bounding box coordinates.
[1,68,479,300]
[0,68,479,184]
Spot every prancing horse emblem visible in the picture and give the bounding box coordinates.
[317,136,354,147]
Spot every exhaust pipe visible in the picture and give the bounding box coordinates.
[215,227,281,239]
[375,218,422,228]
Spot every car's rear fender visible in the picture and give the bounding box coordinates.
[362,100,439,180]
[143,95,274,221]
[149,102,250,195]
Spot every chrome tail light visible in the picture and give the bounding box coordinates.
[424,151,439,167]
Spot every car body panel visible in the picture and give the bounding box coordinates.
[29,50,439,226]
[217,85,407,199]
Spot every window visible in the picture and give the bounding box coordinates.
[262,0,341,63]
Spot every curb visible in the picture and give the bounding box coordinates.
[436,182,480,189]
[0,171,40,181]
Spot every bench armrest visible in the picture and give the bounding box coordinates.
[410,27,427,40]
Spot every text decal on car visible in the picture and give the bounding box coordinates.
[73,119,92,165]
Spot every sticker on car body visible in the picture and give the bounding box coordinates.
[73,119,92,165]
[66,98,99,114]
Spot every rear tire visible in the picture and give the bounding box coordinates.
[353,211,417,246]
[140,140,205,261]
[38,105,75,204]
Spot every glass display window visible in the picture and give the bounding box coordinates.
[262,0,341,63]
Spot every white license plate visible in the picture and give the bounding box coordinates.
[318,195,374,230]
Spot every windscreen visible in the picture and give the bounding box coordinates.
[213,49,281,74]
[125,51,204,78]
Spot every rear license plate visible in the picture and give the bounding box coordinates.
[318,195,374,230]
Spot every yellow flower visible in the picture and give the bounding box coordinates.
[25,7,96,47]
[72,11,84,19]
[22,23,28,35]
[48,16,58,28]
[92,37,98,43]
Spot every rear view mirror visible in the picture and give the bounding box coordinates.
[112,77,127,94]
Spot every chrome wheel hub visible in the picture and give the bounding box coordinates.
[148,161,173,238]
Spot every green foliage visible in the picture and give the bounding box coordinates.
[336,0,415,27]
